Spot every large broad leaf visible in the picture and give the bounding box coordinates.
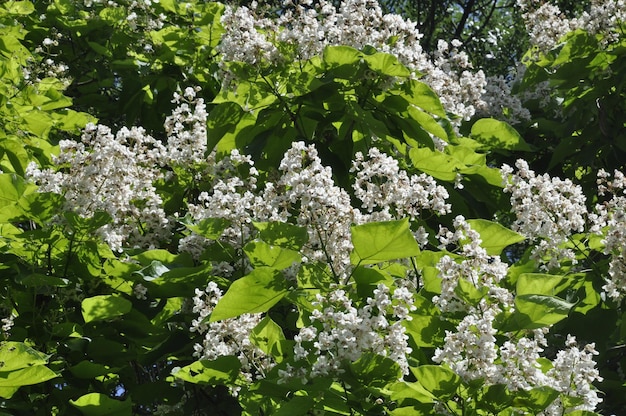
[409,147,465,181]
[412,365,461,401]
[274,396,315,416]
[512,386,560,412]
[69,393,132,416]
[4,1,35,15]
[172,356,240,385]
[515,294,574,328]
[81,295,132,323]
[244,240,301,269]
[323,45,363,67]
[349,353,402,387]
[350,218,420,265]
[516,273,567,296]
[253,221,309,250]
[363,51,410,77]
[181,217,230,240]
[398,80,446,118]
[210,267,289,321]
[466,219,526,255]
[0,342,49,372]
[470,118,531,151]
[250,316,285,358]
[0,366,58,398]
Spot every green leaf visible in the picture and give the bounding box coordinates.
[323,45,363,67]
[398,80,446,118]
[363,52,410,77]
[274,396,315,416]
[81,295,132,323]
[207,102,245,153]
[512,386,559,412]
[4,1,35,15]
[412,365,461,400]
[182,217,231,239]
[0,342,49,372]
[350,218,420,265]
[0,173,32,209]
[253,221,309,250]
[69,393,132,416]
[244,240,301,269]
[516,273,567,296]
[470,118,531,151]
[69,361,116,379]
[409,147,465,181]
[18,273,69,287]
[0,366,58,398]
[515,294,574,328]
[250,316,285,357]
[64,211,112,233]
[350,352,402,387]
[210,267,289,321]
[404,314,451,347]
[172,356,240,385]
[466,219,526,255]
[454,278,488,306]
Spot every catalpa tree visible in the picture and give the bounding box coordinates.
[0,0,625,415]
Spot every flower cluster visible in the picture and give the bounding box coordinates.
[502,159,587,269]
[189,282,273,389]
[434,215,513,313]
[217,0,487,121]
[594,169,626,301]
[164,86,209,167]
[518,0,626,53]
[431,218,602,412]
[26,123,171,252]
[351,147,451,220]
[280,283,415,383]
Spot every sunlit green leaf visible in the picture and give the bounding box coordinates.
[470,118,531,151]
[466,219,526,255]
[253,221,309,250]
[412,365,461,400]
[81,295,132,323]
[69,393,132,416]
[350,218,420,265]
[172,356,240,385]
[210,268,289,321]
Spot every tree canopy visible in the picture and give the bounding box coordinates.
[1,0,625,415]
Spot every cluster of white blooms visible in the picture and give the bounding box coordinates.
[502,159,587,269]
[426,40,486,122]
[217,0,487,121]
[258,142,357,279]
[431,216,602,412]
[189,281,273,388]
[434,215,513,313]
[164,86,208,167]
[26,123,171,252]
[518,0,626,53]
[540,335,603,415]
[351,146,451,221]
[1,313,15,337]
[433,304,501,382]
[182,142,451,279]
[593,169,626,301]
[477,73,532,124]
[279,283,415,383]
[179,149,260,268]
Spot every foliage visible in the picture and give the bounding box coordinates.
[0,1,625,415]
